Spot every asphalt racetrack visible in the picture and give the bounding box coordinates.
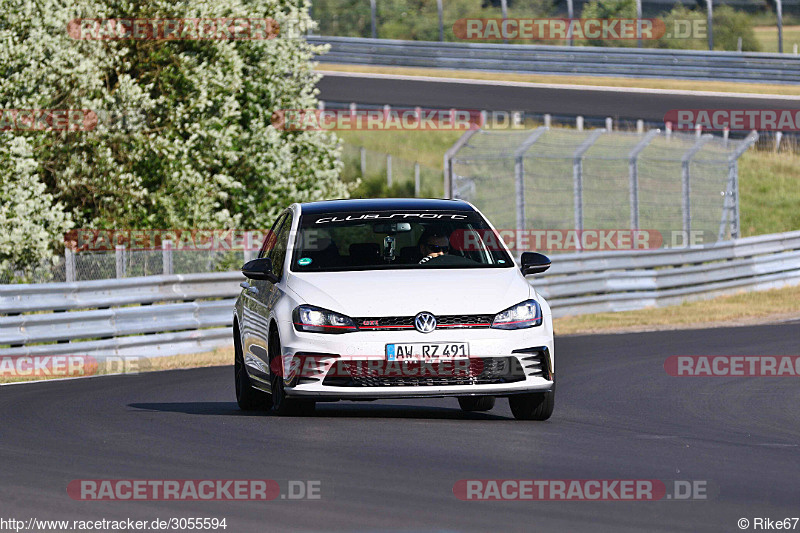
[1,323,798,532]
[316,71,800,123]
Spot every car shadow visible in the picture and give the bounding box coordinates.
[129,402,268,416]
[128,401,510,420]
[314,403,509,420]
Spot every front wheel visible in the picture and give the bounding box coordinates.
[269,330,315,416]
[509,389,554,421]
[457,396,495,412]
[234,325,270,411]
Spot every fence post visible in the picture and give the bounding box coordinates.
[162,240,173,275]
[437,0,444,41]
[681,135,713,235]
[726,131,758,239]
[414,162,421,197]
[501,0,508,44]
[370,0,377,39]
[628,129,659,231]
[386,154,392,187]
[443,129,478,199]
[706,0,713,51]
[777,0,784,53]
[243,231,254,264]
[566,0,574,46]
[512,127,548,255]
[360,147,367,177]
[576,116,584,131]
[65,247,76,282]
[115,245,126,278]
[636,0,643,48]
[544,114,551,128]
[572,130,605,242]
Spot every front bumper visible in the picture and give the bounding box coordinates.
[276,320,555,400]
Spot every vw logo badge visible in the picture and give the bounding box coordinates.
[414,312,437,333]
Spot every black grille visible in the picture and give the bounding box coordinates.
[354,314,493,331]
[322,357,525,387]
[437,314,494,327]
[356,316,414,329]
[512,347,552,380]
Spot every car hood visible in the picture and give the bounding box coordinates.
[287,268,533,317]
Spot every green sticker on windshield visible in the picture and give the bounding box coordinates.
[298,257,312,266]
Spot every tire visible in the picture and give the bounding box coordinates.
[268,329,316,416]
[234,324,270,411]
[509,388,555,421]
[457,396,496,412]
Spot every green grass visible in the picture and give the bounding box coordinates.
[739,150,800,237]
[338,130,463,170]
[338,130,464,198]
[754,25,800,53]
[554,283,800,334]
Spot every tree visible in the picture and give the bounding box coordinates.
[0,0,348,280]
[580,0,637,47]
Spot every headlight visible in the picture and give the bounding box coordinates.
[293,305,358,334]
[491,300,542,329]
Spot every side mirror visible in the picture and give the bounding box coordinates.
[242,257,278,283]
[520,252,551,275]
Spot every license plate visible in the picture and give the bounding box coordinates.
[386,343,469,361]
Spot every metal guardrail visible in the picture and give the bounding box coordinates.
[308,36,800,84]
[1,230,799,357]
[0,272,240,357]
[535,230,800,316]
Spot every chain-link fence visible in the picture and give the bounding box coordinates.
[446,126,757,252]
[341,143,443,198]
[1,248,246,285]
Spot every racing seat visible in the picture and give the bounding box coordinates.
[398,246,423,264]
[348,243,381,266]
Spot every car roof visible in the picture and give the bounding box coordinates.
[298,198,474,214]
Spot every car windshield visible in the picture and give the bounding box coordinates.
[290,210,513,272]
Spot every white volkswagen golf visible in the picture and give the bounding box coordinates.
[233,198,555,420]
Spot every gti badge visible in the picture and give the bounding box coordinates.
[414,312,437,333]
